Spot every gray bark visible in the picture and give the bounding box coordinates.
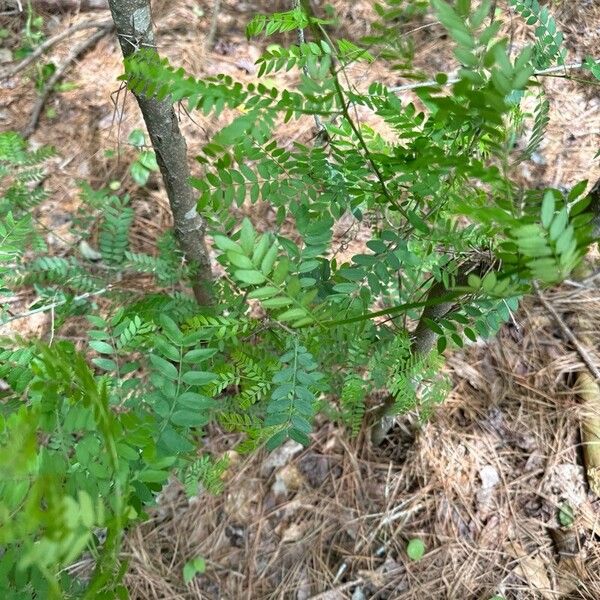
[107,0,213,305]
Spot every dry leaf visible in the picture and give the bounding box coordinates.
[508,541,554,599]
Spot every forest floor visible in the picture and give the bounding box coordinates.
[2,0,600,598]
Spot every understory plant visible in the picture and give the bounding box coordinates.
[1,0,599,597]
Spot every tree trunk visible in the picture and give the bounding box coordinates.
[107,0,213,305]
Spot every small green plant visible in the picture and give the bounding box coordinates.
[406,538,426,561]
[127,128,159,186]
[508,0,566,68]
[183,555,206,584]
[583,56,600,81]
[12,2,61,94]
[14,2,45,60]
[558,502,575,528]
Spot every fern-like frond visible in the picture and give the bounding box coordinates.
[180,455,229,497]
[264,339,323,448]
[340,374,366,437]
[508,0,566,68]
[99,198,134,265]
[246,7,310,37]
[17,256,100,291]
[522,91,550,159]
[0,213,34,269]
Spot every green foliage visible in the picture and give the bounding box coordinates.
[0,343,130,598]
[583,56,600,81]
[128,129,159,186]
[406,538,426,561]
[98,195,134,265]
[265,339,323,448]
[0,131,54,224]
[0,146,195,317]
[389,341,448,418]
[1,0,597,597]
[182,555,206,584]
[522,91,550,159]
[213,219,321,328]
[558,502,575,528]
[255,39,373,78]
[246,7,329,38]
[14,3,44,60]
[340,374,366,437]
[508,0,567,68]
[181,455,229,496]
[0,212,35,280]
[362,0,429,70]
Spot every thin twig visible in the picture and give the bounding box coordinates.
[388,61,585,93]
[205,0,221,50]
[0,17,113,80]
[534,283,600,382]
[298,1,409,216]
[293,0,325,134]
[22,24,112,138]
[1,286,111,326]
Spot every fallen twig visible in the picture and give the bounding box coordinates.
[534,283,600,383]
[0,17,112,80]
[22,24,112,138]
[32,0,108,10]
[535,284,600,495]
[205,0,221,50]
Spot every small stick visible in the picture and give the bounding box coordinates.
[534,283,600,383]
[22,24,112,138]
[205,0,221,50]
[293,0,325,134]
[0,18,113,80]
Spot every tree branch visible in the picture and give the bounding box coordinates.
[0,17,112,80]
[388,61,586,94]
[22,24,112,139]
